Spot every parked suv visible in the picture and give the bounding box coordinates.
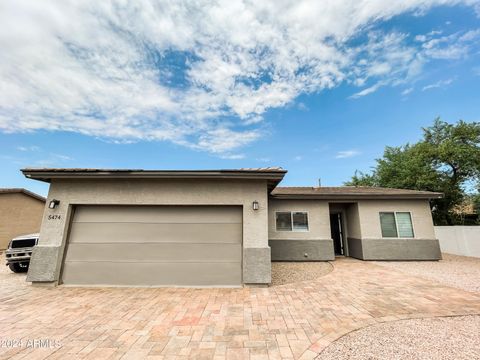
[5,233,39,273]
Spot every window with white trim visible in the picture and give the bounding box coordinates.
[379,212,414,238]
[275,211,309,231]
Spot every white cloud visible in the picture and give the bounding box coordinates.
[219,153,245,160]
[420,28,480,59]
[191,127,261,155]
[336,150,360,159]
[294,155,303,161]
[415,34,428,42]
[415,30,443,42]
[14,150,74,167]
[11,145,73,166]
[349,26,480,99]
[349,82,384,99]
[297,102,309,111]
[16,145,40,152]
[0,1,478,154]
[348,31,422,99]
[35,159,64,167]
[50,153,73,161]
[422,78,455,91]
[401,87,414,96]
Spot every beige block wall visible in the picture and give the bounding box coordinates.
[38,178,269,249]
[358,199,435,239]
[268,199,331,240]
[0,193,45,249]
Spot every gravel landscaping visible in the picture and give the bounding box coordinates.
[374,253,480,293]
[317,315,480,360]
[271,261,333,286]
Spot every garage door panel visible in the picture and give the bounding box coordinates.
[73,205,242,224]
[68,223,242,244]
[62,205,243,286]
[64,243,242,262]
[62,261,242,286]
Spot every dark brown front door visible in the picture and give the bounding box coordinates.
[330,213,344,255]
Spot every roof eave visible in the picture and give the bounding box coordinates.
[22,189,47,202]
[21,169,287,191]
[270,194,443,200]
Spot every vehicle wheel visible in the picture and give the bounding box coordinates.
[8,262,29,273]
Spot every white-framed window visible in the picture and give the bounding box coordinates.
[379,212,414,238]
[275,211,309,231]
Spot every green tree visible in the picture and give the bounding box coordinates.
[347,170,378,186]
[345,118,480,225]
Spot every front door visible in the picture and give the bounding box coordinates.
[330,213,344,255]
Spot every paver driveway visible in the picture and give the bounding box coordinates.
[0,258,479,360]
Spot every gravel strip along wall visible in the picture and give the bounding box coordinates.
[373,253,480,293]
[271,261,333,286]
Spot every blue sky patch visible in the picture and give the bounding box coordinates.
[0,1,479,195]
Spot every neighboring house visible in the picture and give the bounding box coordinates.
[0,188,46,250]
[22,167,442,287]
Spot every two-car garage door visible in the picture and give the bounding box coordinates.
[61,205,242,286]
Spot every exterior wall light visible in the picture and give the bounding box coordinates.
[49,199,60,209]
[252,200,259,210]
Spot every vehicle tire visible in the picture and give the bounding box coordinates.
[8,262,29,273]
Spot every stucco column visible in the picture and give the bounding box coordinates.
[27,189,71,283]
[242,197,271,284]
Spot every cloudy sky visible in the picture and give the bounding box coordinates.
[1,0,480,195]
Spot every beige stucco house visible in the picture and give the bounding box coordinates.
[0,188,45,249]
[22,167,442,287]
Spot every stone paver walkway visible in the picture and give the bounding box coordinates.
[0,258,479,360]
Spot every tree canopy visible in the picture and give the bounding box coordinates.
[345,118,480,225]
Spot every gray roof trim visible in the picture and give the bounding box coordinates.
[271,186,443,200]
[21,168,287,191]
[270,194,442,200]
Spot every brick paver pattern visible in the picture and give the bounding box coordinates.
[0,258,479,359]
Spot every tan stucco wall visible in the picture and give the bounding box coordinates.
[39,178,269,248]
[268,199,331,240]
[32,178,271,284]
[268,198,435,241]
[0,193,45,249]
[358,199,435,239]
[267,197,436,260]
[345,203,362,239]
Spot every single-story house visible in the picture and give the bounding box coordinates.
[0,188,45,250]
[22,167,442,287]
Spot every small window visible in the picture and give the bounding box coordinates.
[379,212,414,238]
[276,212,292,231]
[396,212,414,238]
[292,212,309,231]
[380,212,397,237]
[275,211,309,231]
